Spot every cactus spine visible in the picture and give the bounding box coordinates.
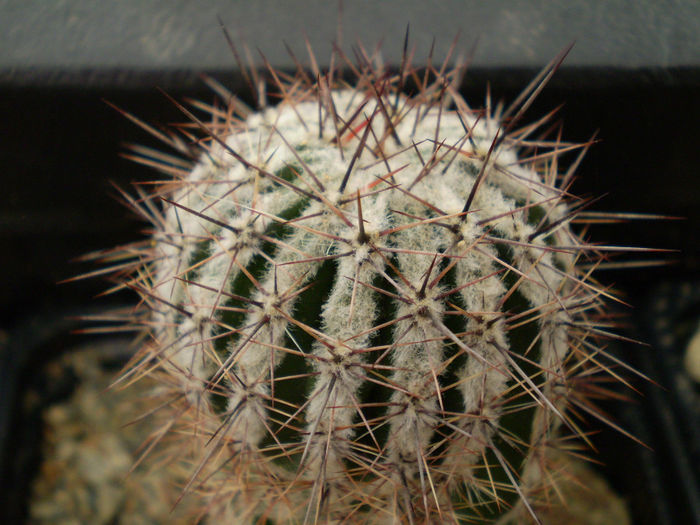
[105,42,626,524]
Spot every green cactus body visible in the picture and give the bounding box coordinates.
[117,59,612,524]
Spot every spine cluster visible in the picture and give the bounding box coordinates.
[97,41,630,524]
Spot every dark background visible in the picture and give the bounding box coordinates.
[1,1,698,523]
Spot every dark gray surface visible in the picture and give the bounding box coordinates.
[2,0,700,87]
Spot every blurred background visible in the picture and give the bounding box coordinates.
[1,1,698,523]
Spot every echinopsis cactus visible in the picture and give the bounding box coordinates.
[98,41,634,524]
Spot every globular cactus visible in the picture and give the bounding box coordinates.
[101,40,631,524]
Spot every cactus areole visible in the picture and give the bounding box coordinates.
[108,43,626,524]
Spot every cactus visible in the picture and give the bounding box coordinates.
[97,40,636,524]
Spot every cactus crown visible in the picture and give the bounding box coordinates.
[100,40,628,524]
